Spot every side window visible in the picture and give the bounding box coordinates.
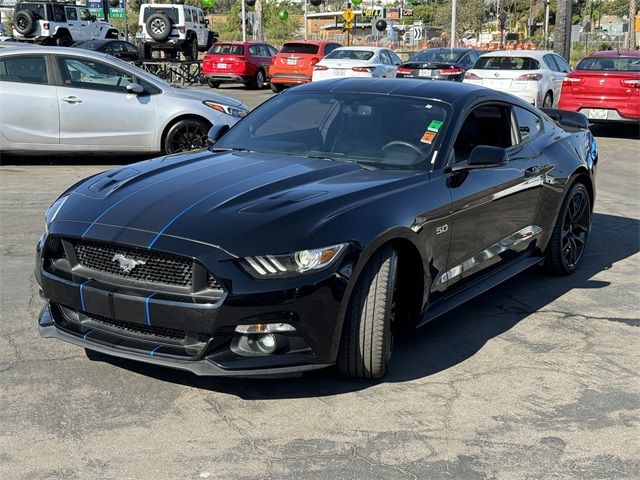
[0,55,48,84]
[198,11,205,24]
[389,51,402,65]
[543,54,560,72]
[65,7,78,21]
[249,45,259,57]
[453,105,512,162]
[554,55,571,73]
[379,50,391,64]
[109,42,125,53]
[512,106,542,142]
[57,57,135,93]
[80,8,92,21]
[268,45,278,56]
[52,5,66,22]
[184,9,192,23]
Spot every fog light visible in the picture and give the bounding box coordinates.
[256,333,277,354]
[235,323,296,334]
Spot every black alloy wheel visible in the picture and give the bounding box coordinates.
[545,183,591,275]
[164,119,210,154]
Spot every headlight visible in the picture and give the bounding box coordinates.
[241,244,347,277]
[44,195,69,233]
[203,101,248,118]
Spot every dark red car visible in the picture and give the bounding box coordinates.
[203,41,278,89]
[558,50,640,124]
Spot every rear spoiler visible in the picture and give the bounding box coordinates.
[540,108,589,131]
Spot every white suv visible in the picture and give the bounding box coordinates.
[12,1,118,47]
[137,3,218,61]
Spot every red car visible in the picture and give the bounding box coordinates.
[558,50,640,124]
[269,40,341,93]
[203,41,278,89]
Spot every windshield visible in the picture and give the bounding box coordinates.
[410,50,464,63]
[474,56,540,70]
[325,49,374,61]
[280,43,319,55]
[576,56,640,72]
[215,91,449,170]
[209,44,244,55]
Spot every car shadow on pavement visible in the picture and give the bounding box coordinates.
[590,123,640,140]
[90,212,639,397]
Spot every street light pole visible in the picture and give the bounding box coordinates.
[543,0,550,49]
[304,0,308,40]
[450,0,456,48]
[241,0,247,42]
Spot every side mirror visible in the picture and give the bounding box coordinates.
[451,146,508,172]
[205,19,210,26]
[207,124,230,145]
[126,83,144,94]
[91,15,97,21]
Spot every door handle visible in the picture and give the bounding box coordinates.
[61,96,82,104]
[524,166,541,177]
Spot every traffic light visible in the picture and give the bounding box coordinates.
[310,0,322,6]
[246,0,256,7]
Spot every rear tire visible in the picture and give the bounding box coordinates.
[55,32,73,47]
[14,11,36,35]
[542,92,553,108]
[146,13,172,42]
[137,41,150,61]
[338,246,398,379]
[183,37,198,61]
[207,78,221,88]
[544,182,591,275]
[250,69,265,89]
[270,82,284,93]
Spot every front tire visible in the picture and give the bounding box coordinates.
[544,182,591,275]
[338,246,398,379]
[55,32,73,47]
[163,118,210,154]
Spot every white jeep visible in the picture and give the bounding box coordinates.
[12,1,118,46]
[137,3,218,61]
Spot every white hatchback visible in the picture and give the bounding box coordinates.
[463,50,571,107]
[312,46,402,82]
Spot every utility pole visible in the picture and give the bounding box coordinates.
[450,0,456,48]
[304,0,308,40]
[543,0,550,49]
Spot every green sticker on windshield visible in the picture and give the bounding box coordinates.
[428,120,443,132]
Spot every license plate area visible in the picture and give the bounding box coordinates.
[588,109,608,120]
[217,63,227,69]
[287,58,297,65]
[333,68,345,76]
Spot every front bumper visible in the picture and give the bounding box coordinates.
[36,229,353,376]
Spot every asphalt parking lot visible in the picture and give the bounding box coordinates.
[0,87,639,479]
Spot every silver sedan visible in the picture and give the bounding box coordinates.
[0,46,248,154]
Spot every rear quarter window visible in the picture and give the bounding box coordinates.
[16,3,47,19]
[143,7,179,24]
[0,55,48,84]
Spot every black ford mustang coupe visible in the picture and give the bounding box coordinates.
[36,79,597,378]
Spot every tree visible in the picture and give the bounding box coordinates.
[434,0,486,37]
[626,0,637,49]
[554,0,571,60]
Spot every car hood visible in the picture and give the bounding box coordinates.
[165,85,246,108]
[57,151,424,256]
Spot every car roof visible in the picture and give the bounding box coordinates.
[288,77,489,104]
[214,41,266,46]
[332,46,384,51]
[0,45,111,58]
[282,40,335,46]
[588,50,640,58]
[479,50,552,59]
[417,47,475,54]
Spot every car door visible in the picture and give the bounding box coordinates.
[64,7,79,40]
[196,10,207,47]
[54,55,157,150]
[442,102,546,292]
[0,53,59,147]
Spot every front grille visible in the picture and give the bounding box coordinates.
[88,313,186,340]
[72,240,193,287]
[207,273,222,290]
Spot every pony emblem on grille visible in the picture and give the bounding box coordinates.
[111,253,146,273]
